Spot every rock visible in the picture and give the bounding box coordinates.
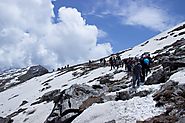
[162,61,185,71]
[79,96,103,111]
[133,90,151,97]
[0,117,13,123]
[145,68,167,85]
[19,100,28,107]
[18,65,48,82]
[92,85,103,89]
[45,84,107,123]
[40,89,60,102]
[153,80,178,101]
[99,74,114,85]
[109,84,128,92]
[137,114,177,123]
[105,119,116,123]
[31,89,60,105]
[7,108,27,118]
[100,77,111,84]
[177,117,185,123]
[155,101,165,107]
[115,91,130,101]
[151,80,185,122]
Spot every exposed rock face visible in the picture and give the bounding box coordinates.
[99,74,113,85]
[45,84,108,123]
[0,68,28,92]
[138,80,185,123]
[137,114,177,123]
[31,89,60,105]
[145,68,167,85]
[18,65,48,82]
[115,90,152,101]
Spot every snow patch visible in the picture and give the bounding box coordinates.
[72,95,165,123]
[169,68,185,85]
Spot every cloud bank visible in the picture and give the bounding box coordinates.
[0,0,112,70]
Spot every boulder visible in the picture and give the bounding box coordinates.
[31,89,60,105]
[105,119,116,123]
[100,77,111,84]
[40,89,60,102]
[115,91,130,101]
[45,84,107,123]
[150,80,185,122]
[0,117,13,123]
[137,114,177,123]
[145,68,167,85]
[18,65,48,82]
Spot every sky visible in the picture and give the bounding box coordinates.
[52,0,185,51]
[0,0,185,70]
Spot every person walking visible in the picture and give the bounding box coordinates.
[140,53,152,82]
[109,55,115,70]
[116,54,121,69]
[132,60,142,88]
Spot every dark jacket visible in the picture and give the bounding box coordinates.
[133,63,142,75]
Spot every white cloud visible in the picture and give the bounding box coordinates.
[91,0,175,32]
[119,0,172,31]
[0,1,112,70]
[98,29,108,38]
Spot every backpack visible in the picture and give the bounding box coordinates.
[143,58,149,65]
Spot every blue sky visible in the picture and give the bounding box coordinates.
[52,0,185,52]
[0,0,185,70]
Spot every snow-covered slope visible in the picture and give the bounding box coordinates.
[120,21,185,58]
[0,21,185,123]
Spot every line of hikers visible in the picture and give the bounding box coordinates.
[108,52,152,88]
[108,54,122,69]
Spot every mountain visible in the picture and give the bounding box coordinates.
[0,22,185,123]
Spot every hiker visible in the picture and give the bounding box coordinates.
[116,54,121,69]
[140,53,152,82]
[109,55,116,70]
[121,59,124,68]
[103,58,106,67]
[124,58,128,71]
[126,58,133,78]
[132,59,142,88]
[100,58,106,67]
[89,60,92,65]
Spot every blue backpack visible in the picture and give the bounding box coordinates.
[143,58,149,65]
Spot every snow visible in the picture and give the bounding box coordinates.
[106,83,162,96]
[0,21,185,123]
[72,95,165,123]
[13,102,53,123]
[73,83,165,123]
[169,68,185,85]
[110,68,127,81]
[0,72,56,117]
[120,22,185,59]
[0,66,117,122]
